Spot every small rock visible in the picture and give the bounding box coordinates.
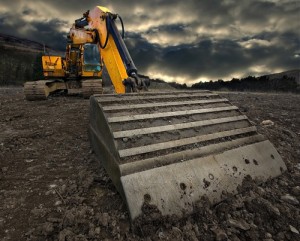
[55,201,62,206]
[261,120,274,126]
[278,180,288,186]
[25,159,34,163]
[295,163,300,170]
[49,184,57,189]
[257,187,265,195]
[41,222,54,235]
[88,228,95,238]
[193,224,200,236]
[122,137,129,143]
[95,227,101,235]
[172,226,182,234]
[265,233,272,238]
[270,206,280,216]
[291,186,300,196]
[47,217,61,223]
[64,211,75,227]
[98,213,109,227]
[231,235,241,241]
[228,219,250,231]
[158,231,165,239]
[289,225,299,234]
[212,228,228,241]
[250,223,258,229]
[281,194,299,205]
[60,184,67,193]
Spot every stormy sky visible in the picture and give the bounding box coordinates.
[0,0,299,84]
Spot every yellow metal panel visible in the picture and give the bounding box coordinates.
[42,56,65,78]
[82,70,102,77]
[42,56,63,70]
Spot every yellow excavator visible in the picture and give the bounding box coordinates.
[24,8,149,100]
[29,6,287,221]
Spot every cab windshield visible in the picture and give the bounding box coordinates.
[83,44,101,72]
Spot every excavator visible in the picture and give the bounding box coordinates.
[24,12,104,100]
[28,6,287,221]
[24,8,149,100]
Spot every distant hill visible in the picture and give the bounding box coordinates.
[0,33,63,55]
[0,33,64,85]
[190,69,300,93]
[140,70,300,93]
[0,33,46,53]
[264,69,300,86]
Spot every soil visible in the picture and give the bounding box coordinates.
[0,87,299,241]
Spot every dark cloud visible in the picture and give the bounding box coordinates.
[0,0,299,82]
[0,9,68,51]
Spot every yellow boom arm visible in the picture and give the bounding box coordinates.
[87,6,149,93]
[88,6,127,93]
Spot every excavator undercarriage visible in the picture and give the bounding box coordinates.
[24,79,103,100]
[88,90,286,220]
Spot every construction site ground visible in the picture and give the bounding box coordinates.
[0,87,299,241]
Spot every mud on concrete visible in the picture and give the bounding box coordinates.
[0,87,299,240]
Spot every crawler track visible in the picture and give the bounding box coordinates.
[24,79,103,100]
[82,79,103,98]
[23,80,50,100]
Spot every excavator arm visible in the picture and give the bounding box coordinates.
[87,6,148,93]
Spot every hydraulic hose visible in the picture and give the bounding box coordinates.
[97,13,124,49]
[117,14,125,39]
[98,14,110,49]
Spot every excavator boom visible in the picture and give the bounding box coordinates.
[88,6,148,93]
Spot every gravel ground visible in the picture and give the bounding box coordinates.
[0,87,299,241]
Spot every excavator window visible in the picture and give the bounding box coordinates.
[83,44,101,72]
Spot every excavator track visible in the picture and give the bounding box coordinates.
[82,79,103,98]
[88,90,286,220]
[24,80,51,100]
[24,80,68,101]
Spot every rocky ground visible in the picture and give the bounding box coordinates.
[0,87,299,241]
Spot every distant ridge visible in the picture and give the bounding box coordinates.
[0,33,63,55]
[0,33,47,52]
[264,69,300,85]
[0,33,63,85]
